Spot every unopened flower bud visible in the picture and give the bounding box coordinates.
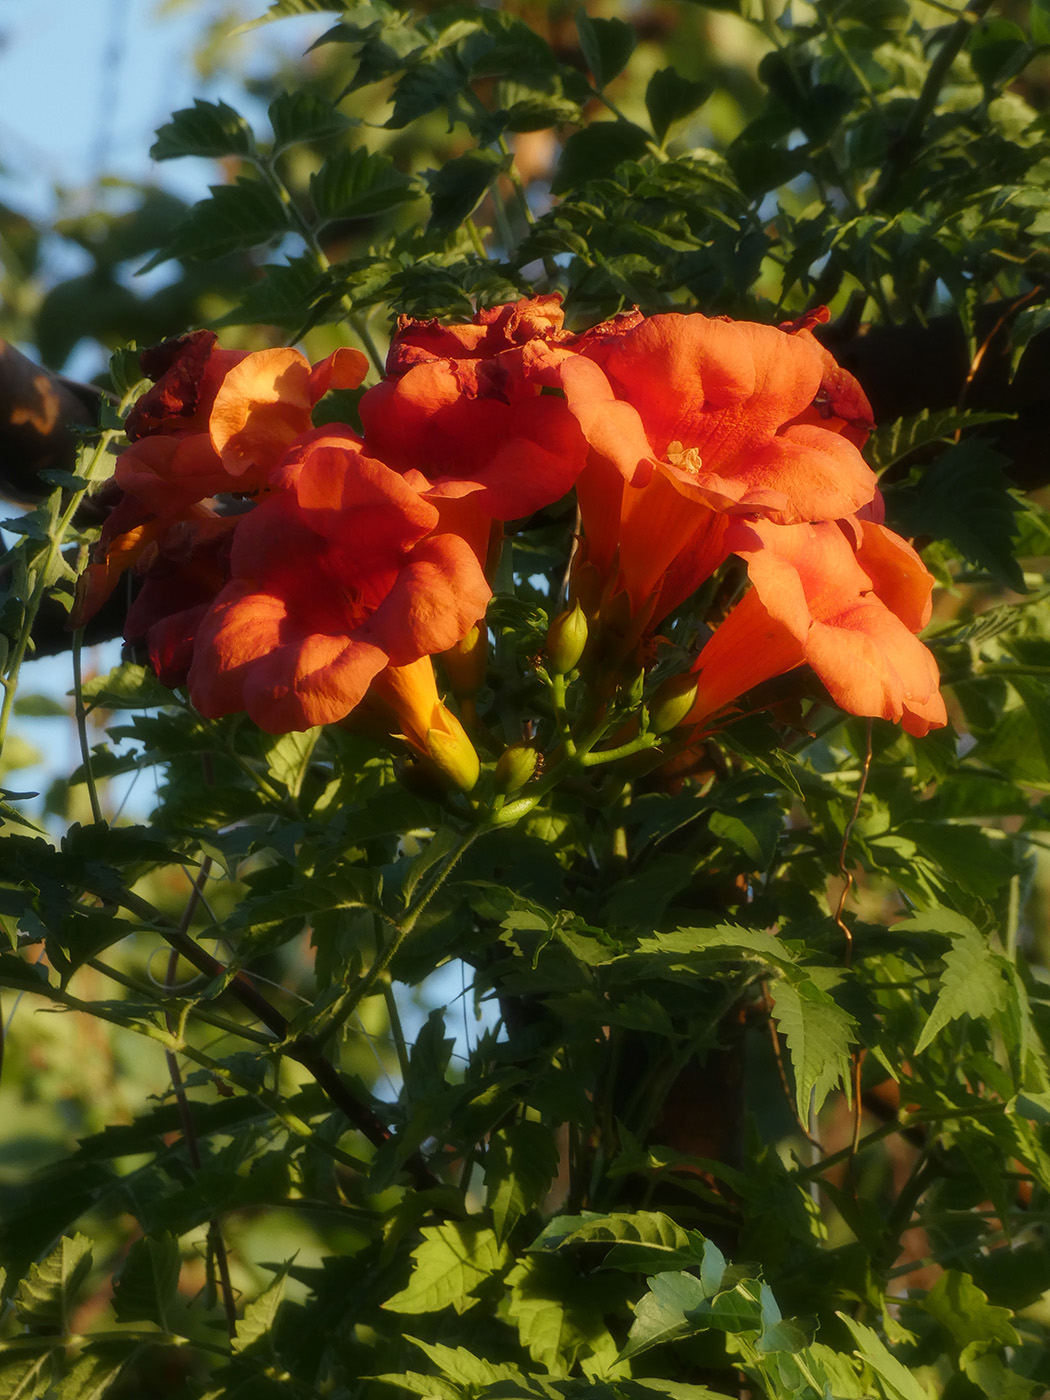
[441,625,487,699]
[494,743,540,795]
[546,602,588,675]
[623,670,646,710]
[425,705,480,791]
[649,673,700,734]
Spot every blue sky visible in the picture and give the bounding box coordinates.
[0,0,330,218]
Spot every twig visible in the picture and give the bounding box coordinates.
[162,858,238,1338]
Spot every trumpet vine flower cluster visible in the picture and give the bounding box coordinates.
[76,297,946,790]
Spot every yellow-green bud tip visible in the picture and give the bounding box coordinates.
[546,602,588,675]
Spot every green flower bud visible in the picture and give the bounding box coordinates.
[648,672,700,734]
[424,706,480,791]
[546,602,588,675]
[494,743,540,795]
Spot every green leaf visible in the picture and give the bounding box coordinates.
[645,68,712,145]
[576,10,637,88]
[914,923,1008,1055]
[708,801,781,868]
[233,1266,290,1355]
[140,177,292,270]
[922,1270,1018,1351]
[867,408,1014,475]
[13,695,68,718]
[968,17,1030,87]
[80,662,174,711]
[426,149,508,236]
[0,1344,56,1400]
[551,121,651,196]
[770,975,856,1120]
[1010,676,1050,775]
[383,1222,508,1314]
[50,1343,136,1400]
[485,1121,560,1243]
[14,1233,93,1332]
[620,1271,716,1360]
[261,727,321,799]
[111,1234,180,1328]
[215,253,335,330]
[150,98,255,161]
[268,90,354,151]
[231,0,345,33]
[310,147,416,225]
[837,1314,932,1400]
[504,1252,621,1377]
[405,1339,526,1389]
[1033,0,1050,46]
[887,438,1025,592]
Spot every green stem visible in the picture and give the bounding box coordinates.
[0,425,119,757]
[86,956,273,1046]
[311,828,483,1047]
[71,628,104,825]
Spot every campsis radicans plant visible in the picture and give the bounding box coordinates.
[75,297,946,797]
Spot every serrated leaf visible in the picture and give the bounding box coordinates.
[268,90,354,151]
[261,727,321,798]
[14,1234,93,1332]
[867,408,1014,474]
[150,99,255,161]
[914,924,1008,1055]
[645,68,712,144]
[551,121,651,196]
[0,1345,56,1400]
[111,1234,180,1328]
[310,147,416,225]
[770,976,856,1120]
[485,1121,560,1243]
[215,253,334,330]
[140,177,291,270]
[233,1265,290,1355]
[232,0,345,33]
[620,1271,713,1360]
[837,1314,932,1400]
[50,1343,135,1400]
[407,1338,526,1388]
[922,1270,1017,1351]
[383,1223,507,1314]
[887,438,1024,592]
[576,10,637,88]
[80,662,174,711]
[632,924,797,972]
[505,1252,620,1377]
[426,149,507,236]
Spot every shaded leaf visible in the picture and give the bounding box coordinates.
[646,68,712,144]
[383,1222,507,1315]
[426,149,508,235]
[268,90,354,151]
[551,122,651,196]
[887,438,1025,592]
[141,177,291,269]
[867,408,1014,475]
[14,1234,93,1332]
[112,1234,180,1328]
[150,99,255,161]
[576,10,637,88]
[310,147,416,224]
